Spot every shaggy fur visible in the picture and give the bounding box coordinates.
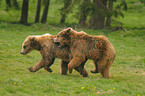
[20,34,88,77]
[53,28,116,78]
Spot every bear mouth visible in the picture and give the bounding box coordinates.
[55,42,61,47]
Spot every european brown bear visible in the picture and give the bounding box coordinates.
[53,28,116,78]
[20,33,88,77]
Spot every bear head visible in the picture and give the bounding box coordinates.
[53,28,72,47]
[20,36,41,55]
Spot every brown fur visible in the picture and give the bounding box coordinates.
[53,28,116,78]
[20,34,88,77]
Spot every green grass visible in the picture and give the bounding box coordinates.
[0,0,145,96]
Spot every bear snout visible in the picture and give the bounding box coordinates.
[20,51,23,54]
[20,51,26,55]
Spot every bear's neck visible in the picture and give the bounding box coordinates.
[68,33,79,47]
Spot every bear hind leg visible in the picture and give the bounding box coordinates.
[99,67,111,78]
[102,68,110,78]
[98,58,112,78]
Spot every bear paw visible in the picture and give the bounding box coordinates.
[28,67,36,72]
[69,69,73,74]
[46,67,53,73]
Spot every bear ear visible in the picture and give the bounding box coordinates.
[28,36,35,41]
[66,28,71,33]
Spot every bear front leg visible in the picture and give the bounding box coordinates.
[68,57,85,73]
[74,67,89,77]
[74,59,88,77]
[60,60,69,75]
[28,59,45,72]
[43,58,55,72]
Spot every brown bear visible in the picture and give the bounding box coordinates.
[20,33,88,77]
[53,28,116,78]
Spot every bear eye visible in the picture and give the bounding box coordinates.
[23,46,27,49]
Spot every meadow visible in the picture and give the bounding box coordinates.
[0,0,145,96]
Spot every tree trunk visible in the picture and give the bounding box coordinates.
[12,0,19,9]
[5,0,11,11]
[79,0,90,26]
[89,0,107,29]
[35,0,41,23]
[20,0,29,24]
[41,0,50,23]
[60,0,72,24]
[106,0,113,27]
[60,15,66,24]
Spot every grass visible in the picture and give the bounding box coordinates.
[0,0,145,96]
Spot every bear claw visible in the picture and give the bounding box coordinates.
[90,70,99,74]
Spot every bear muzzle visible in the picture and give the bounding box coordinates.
[20,51,26,55]
[53,38,61,47]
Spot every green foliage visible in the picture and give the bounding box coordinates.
[113,0,128,18]
[0,0,129,27]
[59,0,81,16]
[73,0,128,28]
[120,0,128,11]
[5,0,20,11]
[75,0,92,21]
[114,0,145,28]
[139,0,145,5]
[60,0,72,16]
